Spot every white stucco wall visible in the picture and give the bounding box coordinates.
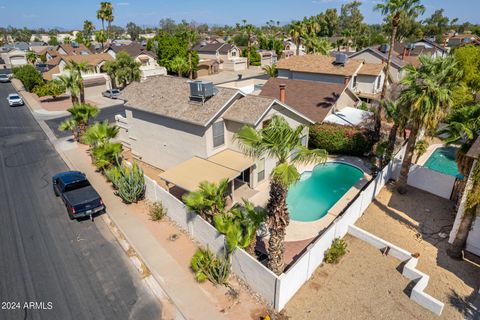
[407,164,456,199]
[126,109,208,170]
[466,212,480,256]
[351,51,402,82]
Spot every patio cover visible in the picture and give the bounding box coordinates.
[159,156,240,192]
[324,107,374,127]
[207,149,255,172]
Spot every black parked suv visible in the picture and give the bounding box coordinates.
[52,171,105,220]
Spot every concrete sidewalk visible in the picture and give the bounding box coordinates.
[56,142,227,320]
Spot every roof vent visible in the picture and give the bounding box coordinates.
[379,44,390,53]
[189,80,217,104]
[333,53,348,65]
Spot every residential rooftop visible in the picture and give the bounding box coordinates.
[259,77,347,123]
[223,95,276,126]
[119,76,240,126]
[192,42,236,54]
[276,54,363,77]
[106,42,155,58]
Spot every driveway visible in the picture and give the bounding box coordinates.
[0,82,160,320]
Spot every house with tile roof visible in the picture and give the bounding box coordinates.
[105,42,166,79]
[192,41,247,71]
[43,53,114,97]
[116,75,313,199]
[276,54,386,102]
[259,77,360,123]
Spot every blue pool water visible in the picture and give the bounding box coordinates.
[424,147,463,178]
[287,162,364,222]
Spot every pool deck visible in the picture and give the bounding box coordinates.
[284,155,372,242]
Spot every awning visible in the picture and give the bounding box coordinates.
[159,156,240,192]
[324,107,374,127]
[208,149,255,172]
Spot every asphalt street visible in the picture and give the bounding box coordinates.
[45,104,125,139]
[0,82,160,320]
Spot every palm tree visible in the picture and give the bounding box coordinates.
[263,64,278,78]
[382,99,407,165]
[288,21,305,56]
[82,120,119,148]
[57,72,81,104]
[26,51,36,65]
[103,60,118,89]
[95,30,107,48]
[235,116,327,275]
[170,56,188,77]
[447,160,480,259]
[114,52,141,87]
[438,104,480,175]
[181,29,199,79]
[60,103,99,139]
[63,60,93,103]
[83,20,95,45]
[304,36,332,55]
[104,2,114,41]
[396,56,461,194]
[237,20,256,68]
[97,2,112,46]
[92,142,122,171]
[183,179,229,224]
[374,0,425,138]
[58,118,78,141]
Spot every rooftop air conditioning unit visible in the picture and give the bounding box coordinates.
[334,53,348,65]
[379,44,390,53]
[189,80,217,104]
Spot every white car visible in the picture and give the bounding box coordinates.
[0,74,10,83]
[7,93,24,107]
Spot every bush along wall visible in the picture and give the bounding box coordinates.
[309,123,374,156]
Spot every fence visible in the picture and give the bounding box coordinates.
[407,164,456,199]
[140,142,408,311]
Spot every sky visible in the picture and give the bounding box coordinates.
[0,0,478,30]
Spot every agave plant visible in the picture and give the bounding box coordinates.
[191,247,230,286]
[182,179,229,223]
[92,142,123,171]
[106,161,145,204]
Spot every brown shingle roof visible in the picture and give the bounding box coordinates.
[59,53,113,66]
[57,43,92,55]
[358,63,384,76]
[43,65,60,81]
[107,42,155,58]
[276,54,363,77]
[119,76,239,126]
[223,95,275,125]
[259,78,347,123]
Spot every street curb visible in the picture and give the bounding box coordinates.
[15,82,184,320]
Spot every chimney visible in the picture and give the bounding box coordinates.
[279,84,286,103]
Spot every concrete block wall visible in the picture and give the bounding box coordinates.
[348,225,444,316]
[407,164,456,199]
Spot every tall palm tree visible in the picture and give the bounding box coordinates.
[82,120,119,148]
[382,99,407,165]
[104,2,114,41]
[170,56,188,77]
[63,60,93,103]
[438,104,480,176]
[235,116,327,275]
[374,0,425,137]
[288,21,305,56]
[57,72,81,104]
[97,2,112,46]
[183,179,229,224]
[448,161,480,259]
[238,21,256,68]
[83,20,95,45]
[181,29,199,79]
[396,56,462,194]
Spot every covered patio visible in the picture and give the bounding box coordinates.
[159,149,257,201]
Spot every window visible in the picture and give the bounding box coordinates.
[212,121,225,148]
[377,76,381,90]
[352,75,357,88]
[257,158,265,182]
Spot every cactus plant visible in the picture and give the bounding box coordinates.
[106,161,145,204]
[191,247,230,286]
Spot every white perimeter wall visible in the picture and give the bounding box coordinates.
[407,164,456,199]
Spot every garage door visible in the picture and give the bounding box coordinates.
[10,57,27,66]
[84,76,107,98]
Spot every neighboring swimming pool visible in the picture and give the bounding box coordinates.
[287,162,364,222]
[424,146,462,178]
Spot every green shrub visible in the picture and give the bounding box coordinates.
[191,247,230,286]
[309,123,374,156]
[12,64,43,92]
[149,201,167,221]
[324,238,347,264]
[106,161,145,204]
[32,80,66,99]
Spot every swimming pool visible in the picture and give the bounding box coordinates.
[424,146,462,178]
[287,162,364,222]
